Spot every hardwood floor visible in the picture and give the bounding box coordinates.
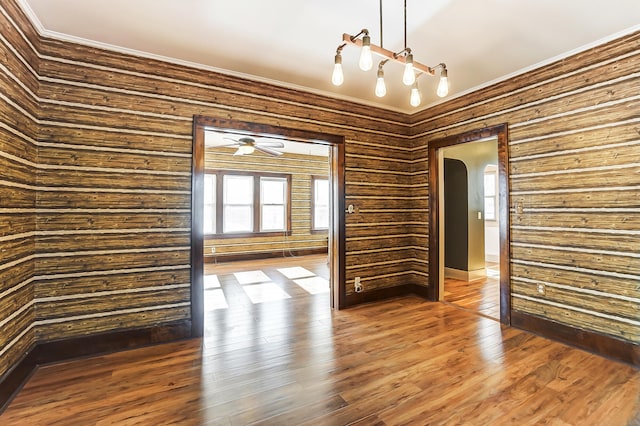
[444,264,500,320]
[2,256,639,425]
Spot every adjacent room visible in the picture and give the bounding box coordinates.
[1,0,639,423]
[200,129,335,333]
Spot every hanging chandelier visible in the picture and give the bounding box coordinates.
[331,0,449,107]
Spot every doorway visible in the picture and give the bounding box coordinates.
[427,124,510,325]
[190,116,346,337]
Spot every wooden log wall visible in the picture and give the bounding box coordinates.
[204,147,329,260]
[410,31,640,344]
[0,0,418,360]
[2,0,636,379]
[0,1,39,380]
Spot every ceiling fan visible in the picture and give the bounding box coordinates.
[222,136,284,157]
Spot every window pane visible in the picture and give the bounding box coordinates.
[204,175,216,233]
[224,175,253,204]
[315,179,329,204]
[261,178,286,204]
[204,206,215,233]
[485,197,495,220]
[314,206,329,229]
[313,178,329,230]
[261,205,285,231]
[224,206,253,232]
[204,175,215,204]
[484,173,496,196]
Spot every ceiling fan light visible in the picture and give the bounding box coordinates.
[236,145,255,155]
[358,34,373,71]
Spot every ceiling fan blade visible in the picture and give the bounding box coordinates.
[256,141,284,148]
[232,147,245,156]
[254,145,283,156]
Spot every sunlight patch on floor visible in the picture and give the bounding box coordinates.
[277,266,315,279]
[294,276,330,294]
[233,270,271,285]
[242,282,291,303]
[204,288,228,310]
[204,274,221,289]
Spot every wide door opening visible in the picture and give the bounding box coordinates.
[191,116,345,337]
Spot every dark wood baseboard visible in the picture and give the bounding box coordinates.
[511,311,639,368]
[0,320,192,414]
[0,343,39,416]
[345,283,430,307]
[205,247,328,263]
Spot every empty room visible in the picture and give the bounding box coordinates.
[1,0,639,424]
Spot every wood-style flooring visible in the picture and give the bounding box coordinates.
[444,264,500,320]
[2,255,639,425]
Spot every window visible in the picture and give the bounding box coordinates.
[312,177,329,230]
[223,175,253,233]
[484,167,497,221]
[204,171,290,236]
[203,174,216,234]
[260,177,287,231]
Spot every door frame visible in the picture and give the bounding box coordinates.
[190,115,346,337]
[427,123,511,324]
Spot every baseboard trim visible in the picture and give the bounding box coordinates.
[0,320,192,414]
[205,247,328,263]
[444,267,486,282]
[0,343,39,416]
[345,283,430,306]
[511,311,639,367]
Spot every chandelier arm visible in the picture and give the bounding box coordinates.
[342,33,435,76]
[349,29,369,42]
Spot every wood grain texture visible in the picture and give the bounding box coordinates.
[415,30,640,343]
[2,261,638,424]
[0,0,38,381]
[1,0,638,393]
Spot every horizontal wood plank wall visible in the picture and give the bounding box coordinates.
[204,148,328,260]
[0,0,414,345]
[410,31,640,344]
[0,1,39,379]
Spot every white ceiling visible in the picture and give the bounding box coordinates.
[20,0,640,113]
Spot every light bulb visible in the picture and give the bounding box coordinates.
[410,83,421,107]
[437,68,449,97]
[402,53,415,85]
[235,145,255,155]
[375,68,386,97]
[358,34,373,71]
[332,54,344,86]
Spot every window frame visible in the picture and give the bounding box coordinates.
[483,167,498,221]
[259,176,288,232]
[204,170,291,238]
[311,175,330,233]
[222,174,254,234]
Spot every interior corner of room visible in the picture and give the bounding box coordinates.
[1,0,639,422]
